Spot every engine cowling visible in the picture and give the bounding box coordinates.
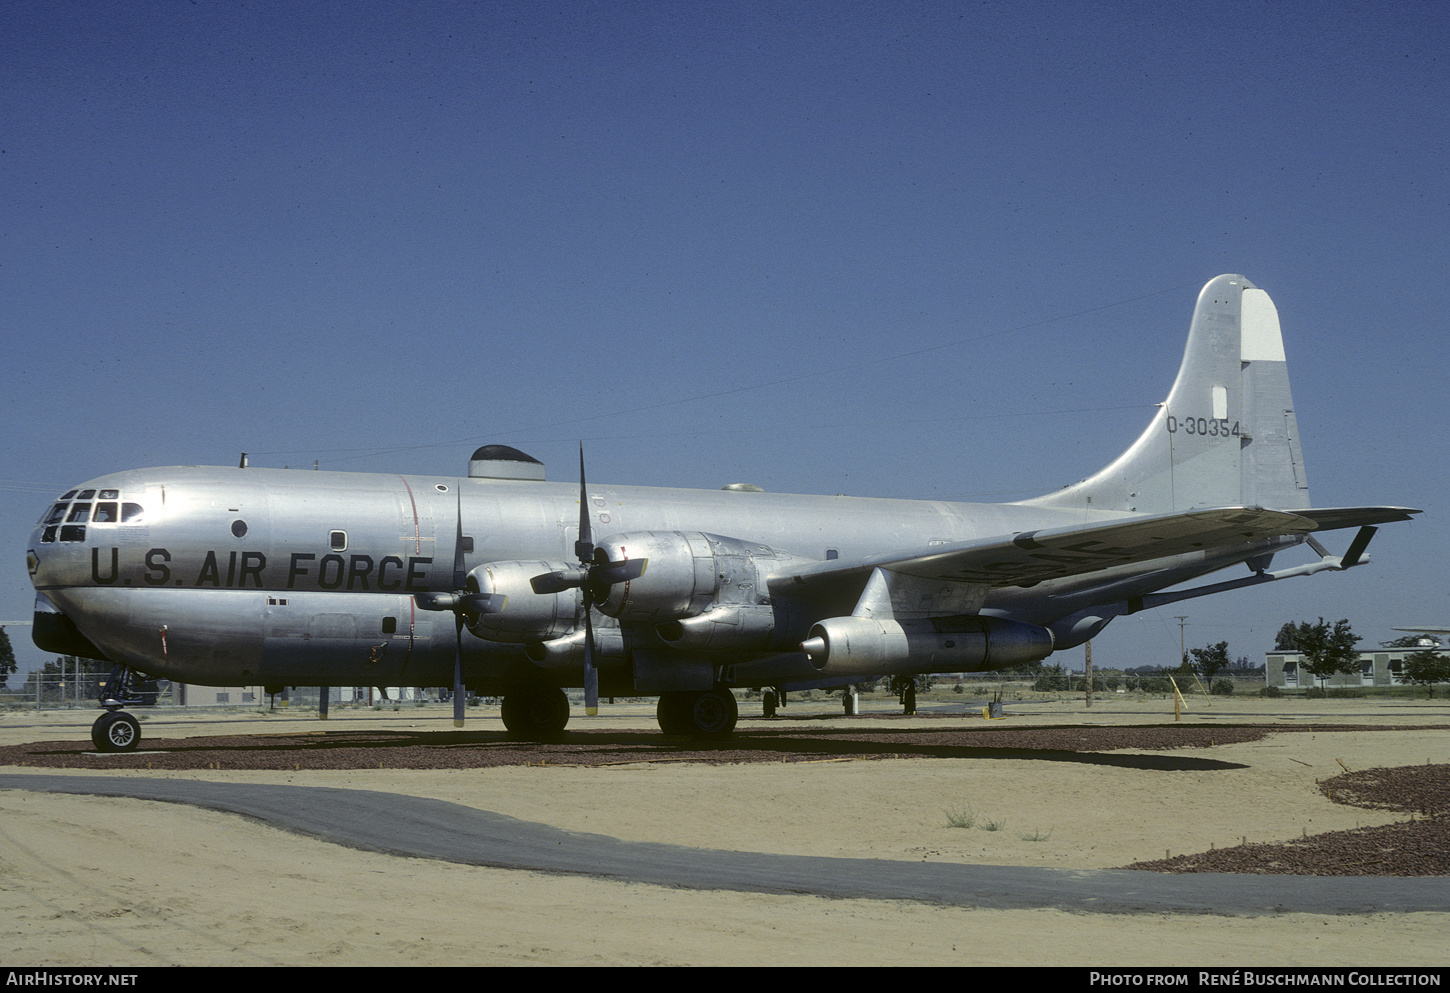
[590,531,747,624]
[799,615,1054,677]
[464,560,579,643]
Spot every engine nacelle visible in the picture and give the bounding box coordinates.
[464,560,579,643]
[592,531,745,624]
[799,615,1054,677]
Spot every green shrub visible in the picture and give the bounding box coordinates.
[1210,678,1234,696]
[944,806,976,829]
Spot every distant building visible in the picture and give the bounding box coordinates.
[165,684,411,706]
[168,682,264,706]
[1265,650,1419,689]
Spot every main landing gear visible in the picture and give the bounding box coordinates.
[497,685,739,739]
[91,666,144,753]
[656,688,738,738]
[499,684,570,739]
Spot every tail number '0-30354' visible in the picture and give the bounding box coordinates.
[1166,415,1238,438]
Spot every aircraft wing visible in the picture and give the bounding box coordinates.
[768,505,1419,600]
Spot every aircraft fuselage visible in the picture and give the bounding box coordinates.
[28,462,1260,692]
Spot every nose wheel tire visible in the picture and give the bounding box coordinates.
[92,712,141,752]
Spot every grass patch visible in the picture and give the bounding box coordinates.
[944,806,976,829]
[1018,828,1053,842]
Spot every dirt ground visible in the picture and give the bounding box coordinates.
[2,694,1448,967]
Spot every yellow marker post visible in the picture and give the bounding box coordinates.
[1169,676,1185,721]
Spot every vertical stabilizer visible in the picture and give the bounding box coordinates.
[1023,275,1310,514]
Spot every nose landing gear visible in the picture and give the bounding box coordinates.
[92,711,141,752]
[91,666,145,753]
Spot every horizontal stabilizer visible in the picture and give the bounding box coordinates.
[1289,506,1420,530]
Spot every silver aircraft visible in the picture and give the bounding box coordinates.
[26,275,1417,750]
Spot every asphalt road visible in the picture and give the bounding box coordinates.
[3,773,1445,916]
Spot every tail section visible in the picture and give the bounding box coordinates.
[1024,274,1310,514]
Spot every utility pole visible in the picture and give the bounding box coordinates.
[1175,616,1189,668]
[1085,639,1093,708]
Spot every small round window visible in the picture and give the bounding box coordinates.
[231,520,248,538]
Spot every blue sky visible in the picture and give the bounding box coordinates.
[3,0,1447,676]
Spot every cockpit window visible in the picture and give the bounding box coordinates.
[41,488,146,531]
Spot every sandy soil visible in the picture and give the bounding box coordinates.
[2,695,1448,967]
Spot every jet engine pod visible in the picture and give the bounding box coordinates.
[589,530,722,623]
[799,615,1054,677]
[464,561,580,643]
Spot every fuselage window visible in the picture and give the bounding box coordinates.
[98,489,119,499]
[382,617,397,634]
[76,489,96,500]
[60,525,86,542]
[122,503,145,523]
[330,530,347,551]
[42,503,67,525]
[60,490,78,500]
[93,502,118,523]
[66,503,92,523]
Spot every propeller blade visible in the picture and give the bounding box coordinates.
[593,555,647,585]
[575,443,594,564]
[452,613,465,728]
[530,568,587,595]
[452,485,466,588]
[414,592,460,611]
[460,592,507,615]
[582,594,599,717]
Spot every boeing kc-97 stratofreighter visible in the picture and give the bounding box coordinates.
[26,275,1417,750]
